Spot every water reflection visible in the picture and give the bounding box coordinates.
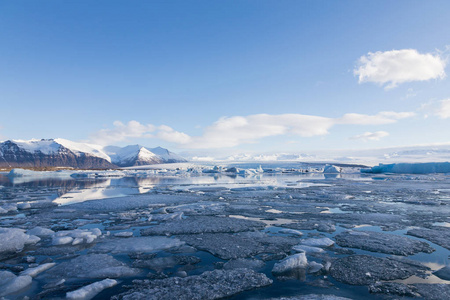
[0,171,343,206]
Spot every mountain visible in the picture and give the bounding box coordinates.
[0,139,187,169]
[104,145,163,167]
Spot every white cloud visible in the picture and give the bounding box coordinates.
[164,111,412,149]
[350,131,389,141]
[338,111,415,125]
[177,114,335,149]
[436,99,450,119]
[90,120,156,145]
[354,49,446,89]
[156,125,192,144]
[91,110,414,149]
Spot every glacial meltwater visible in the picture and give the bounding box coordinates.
[0,163,449,299]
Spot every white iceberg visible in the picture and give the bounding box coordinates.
[300,237,335,247]
[66,278,118,300]
[0,227,40,254]
[0,271,32,297]
[361,162,450,174]
[272,253,308,273]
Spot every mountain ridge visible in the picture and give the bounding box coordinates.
[0,139,186,169]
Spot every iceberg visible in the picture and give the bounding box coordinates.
[272,253,308,274]
[0,227,40,255]
[361,162,450,174]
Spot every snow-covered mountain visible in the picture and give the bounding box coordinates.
[103,145,187,167]
[0,139,186,169]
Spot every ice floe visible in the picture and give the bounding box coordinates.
[66,278,118,300]
[111,268,272,300]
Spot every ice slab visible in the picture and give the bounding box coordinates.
[46,254,140,279]
[0,227,40,255]
[27,226,55,237]
[93,236,184,254]
[335,230,434,255]
[21,262,56,277]
[272,253,308,274]
[407,227,450,250]
[66,278,118,300]
[361,162,450,174]
[0,271,32,297]
[292,245,324,254]
[179,232,297,260]
[223,259,265,270]
[300,238,334,247]
[330,255,429,285]
[141,216,265,236]
[111,268,272,300]
[132,255,201,272]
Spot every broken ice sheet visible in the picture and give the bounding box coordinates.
[330,255,429,285]
[140,215,265,236]
[111,268,272,300]
[335,230,434,255]
[92,236,184,254]
[45,254,140,279]
[179,231,298,260]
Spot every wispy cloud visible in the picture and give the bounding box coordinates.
[0,125,4,141]
[89,121,156,145]
[354,49,446,89]
[419,98,450,119]
[350,131,389,141]
[436,99,450,119]
[91,110,414,149]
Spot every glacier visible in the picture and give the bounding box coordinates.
[361,162,450,174]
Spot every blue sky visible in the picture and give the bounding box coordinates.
[1,1,449,156]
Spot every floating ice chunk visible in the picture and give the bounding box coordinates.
[292,245,324,253]
[308,261,324,273]
[141,216,265,236]
[335,230,434,255]
[66,278,118,300]
[330,255,429,285]
[300,237,334,247]
[323,165,341,173]
[7,168,72,178]
[20,263,55,277]
[17,202,31,210]
[112,268,272,299]
[0,227,40,254]
[361,162,450,174]
[272,253,308,274]
[46,254,140,279]
[52,228,102,246]
[0,271,32,297]
[93,236,184,254]
[72,237,84,245]
[279,229,303,236]
[223,259,265,270]
[114,232,133,238]
[0,203,17,214]
[27,226,55,237]
[52,236,74,245]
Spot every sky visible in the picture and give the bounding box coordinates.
[1,1,449,157]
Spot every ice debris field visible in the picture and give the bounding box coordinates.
[0,162,450,299]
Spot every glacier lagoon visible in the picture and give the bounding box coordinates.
[0,163,449,299]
